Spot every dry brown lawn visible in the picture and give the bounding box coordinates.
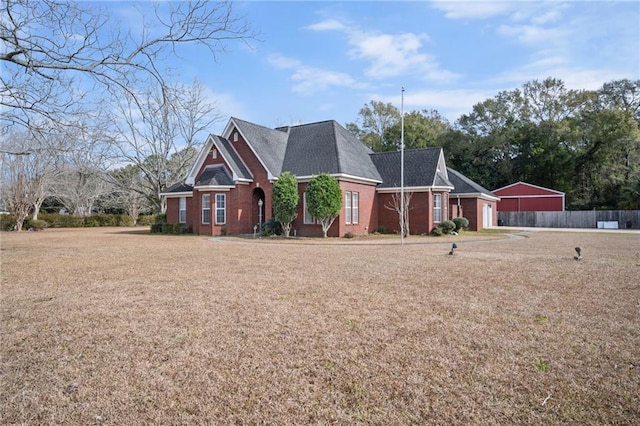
[1,227,639,425]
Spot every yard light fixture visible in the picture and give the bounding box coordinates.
[258,199,263,235]
[574,246,582,260]
[449,243,457,255]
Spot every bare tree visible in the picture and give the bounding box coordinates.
[0,129,64,228]
[1,0,254,136]
[108,164,152,224]
[108,80,218,213]
[384,192,413,237]
[51,126,112,216]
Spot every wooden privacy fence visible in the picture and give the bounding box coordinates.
[497,210,640,229]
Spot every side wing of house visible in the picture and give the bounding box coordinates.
[447,168,500,231]
[371,148,454,235]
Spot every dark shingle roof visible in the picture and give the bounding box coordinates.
[232,117,289,176]
[371,148,452,188]
[195,166,234,187]
[163,181,193,194]
[212,135,252,180]
[281,120,381,181]
[447,168,495,196]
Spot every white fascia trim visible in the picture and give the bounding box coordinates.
[295,173,382,185]
[193,186,234,192]
[499,194,564,199]
[494,181,565,195]
[161,191,194,197]
[377,186,453,193]
[224,118,276,181]
[454,192,501,202]
[186,135,215,186]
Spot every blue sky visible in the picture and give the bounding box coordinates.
[116,1,639,134]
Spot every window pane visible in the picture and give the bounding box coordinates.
[434,194,442,223]
[215,194,226,224]
[345,191,351,224]
[202,194,210,224]
[179,197,186,223]
[352,192,359,224]
[303,192,314,224]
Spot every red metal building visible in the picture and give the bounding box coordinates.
[493,182,565,212]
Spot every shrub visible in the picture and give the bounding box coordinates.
[154,214,167,224]
[375,225,387,234]
[439,220,456,234]
[452,217,469,232]
[431,226,443,236]
[38,213,84,228]
[137,215,157,226]
[262,218,282,236]
[85,213,118,227]
[344,231,355,238]
[150,223,163,233]
[0,214,16,231]
[161,223,174,234]
[29,219,49,231]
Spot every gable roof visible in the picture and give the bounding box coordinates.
[211,135,252,181]
[371,147,453,190]
[448,168,500,201]
[227,117,289,179]
[492,181,565,196]
[281,120,382,182]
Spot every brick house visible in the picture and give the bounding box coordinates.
[161,117,498,236]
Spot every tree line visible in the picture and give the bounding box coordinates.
[347,78,640,210]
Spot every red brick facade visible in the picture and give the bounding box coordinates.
[163,119,496,236]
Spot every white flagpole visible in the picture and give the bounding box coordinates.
[401,87,405,245]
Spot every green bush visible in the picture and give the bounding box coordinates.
[38,213,85,228]
[452,217,469,232]
[85,213,118,227]
[262,218,282,236]
[0,214,16,231]
[154,214,167,224]
[137,215,157,226]
[439,220,456,234]
[150,223,163,233]
[344,231,355,238]
[375,225,387,234]
[29,219,49,230]
[431,226,443,236]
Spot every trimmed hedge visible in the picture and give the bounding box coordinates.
[1,212,147,230]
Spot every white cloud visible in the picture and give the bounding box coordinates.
[305,19,346,31]
[496,23,567,45]
[373,88,492,122]
[308,19,459,82]
[267,54,366,95]
[430,1,515,20]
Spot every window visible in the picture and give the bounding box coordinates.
[303,192,316,224]
[179,197,186,223]
[233,131,238,142]
[434,193,442,223]
[344,191,359,225]
[211,149,217,159]
[215,193,226,224]
[202,194,211,224]
[345,191,352,224]
[352,192,359,224]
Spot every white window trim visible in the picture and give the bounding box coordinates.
[352,192,359,224]
[345,191,352,225]
[303,192,316,225]
[434,193,442,223]
[215,193,226,225]
[202,194,211,224]
[179,197,186,223]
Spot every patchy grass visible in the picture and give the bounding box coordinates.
[1,228,639,424]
